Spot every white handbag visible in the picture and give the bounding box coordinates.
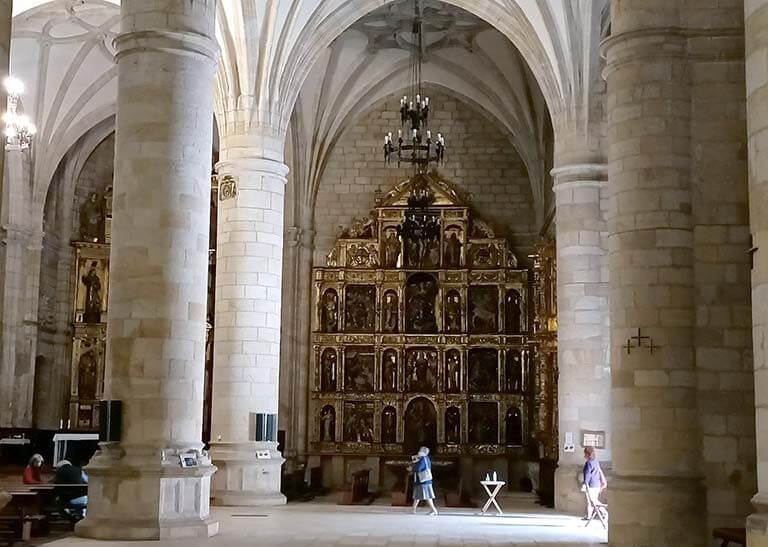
[417,468,433,482]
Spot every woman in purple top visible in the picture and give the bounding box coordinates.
[582,446,605,519]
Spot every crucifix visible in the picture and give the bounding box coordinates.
[622,340,633,355]
[630,329,651,348]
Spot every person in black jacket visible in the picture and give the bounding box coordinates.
[53,460,88,520]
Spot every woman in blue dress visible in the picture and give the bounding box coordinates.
[412,446,438,515]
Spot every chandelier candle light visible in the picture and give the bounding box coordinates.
[3,76,36,150]
[383,0,446,171]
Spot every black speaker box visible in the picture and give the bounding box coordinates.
[99,400,122,442]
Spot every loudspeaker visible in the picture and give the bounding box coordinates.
[99,400,122,442]
[253,413,277,442]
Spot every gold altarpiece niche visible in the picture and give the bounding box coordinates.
[69,189,112,429]
[310,174,557,486]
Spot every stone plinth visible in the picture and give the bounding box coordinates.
[210,442,286,506]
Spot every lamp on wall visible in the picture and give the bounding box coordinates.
[3,76,36,150]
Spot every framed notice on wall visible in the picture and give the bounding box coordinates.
[582,430,606,449]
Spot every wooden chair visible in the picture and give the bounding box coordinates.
[584,488,608,530]
[712,527,746,547]
[338,469,372,505]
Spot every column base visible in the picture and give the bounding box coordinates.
[75,444,219,540]
[554,464,586,515]
[210,441,286,506]
[608,474,705,547]
[747,495,768,546]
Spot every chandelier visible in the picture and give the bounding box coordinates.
[3,77,36,150]
[383,0,446,171]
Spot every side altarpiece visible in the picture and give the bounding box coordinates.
[310,174,557,491]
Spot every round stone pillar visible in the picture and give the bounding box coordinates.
[551,163,610,514]
[603,6,704,545]
[209,127,288,506]
[747,2,768,545]
[75,0,219,539]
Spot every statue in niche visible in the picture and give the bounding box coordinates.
[469,349,499,393]
[505,407,523,445]
[407,349,437,393]
[405,274,437,333]
[321,350,337,392]
[81,262,103,323]
[382,407,397,443]
[321,290,338,332]
[505,290,522,334]
[445,407,461,444]
[422,237,440,269]
[505,351,523,393]
[400,213,440,268]
[345,286,375,332]
[469,286,498,334]
[383,231,401,268]
[77,349,98,400]
[445,291,461,333]
[383,291,399,333]
[445,351,460,393]
[469,402,498,444]
[320,406,336,442]
[79,192,105,242]
[383,351,398,392]
[444,231,462,268]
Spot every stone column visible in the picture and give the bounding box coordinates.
[209,119,287,506]
[603,5,704,545]
[74,0,219,538]
[0,0,10,185]
[747,2,768,545]
[551,162,610,514]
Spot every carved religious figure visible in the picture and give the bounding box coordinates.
[444,231,462,268]
[505,290,522,334]
[505,351,523,393]
[469,402,498,444]
[320,406,336,442]
[79,192,105,242]
[405,274,437,333]
[81,262,102,323]
[404,397,437,454]
[77,349,98,400]
[407,349,437,392]
[382,407,397,443]
[321,349,337,392]
[383,291,399,333]
[445,351,460,393]
[445,291,461,333]
[506,407,523,445]
[382,351,398,392]
[445,407,461,444]
[321,290,338,332]
[383,231,401,268]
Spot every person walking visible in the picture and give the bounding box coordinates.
[582,446,606,519]
[412,446,438,515]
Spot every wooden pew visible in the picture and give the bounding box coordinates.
[713,528,746,547]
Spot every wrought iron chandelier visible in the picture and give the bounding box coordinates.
[3,77,36,150]
[383,0,446,171]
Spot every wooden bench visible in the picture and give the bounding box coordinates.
[713,528,746,547]
[0,491,46,546]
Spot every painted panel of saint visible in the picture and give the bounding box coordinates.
[468,286,498,334]
[319,405,336,442]
[505,350,523,393]
[381,406,397,443]
[405,273,438,334]
[382,290,399,333]
[343,401,374,443]
[405,348,438,393]
[468,348,499,393]
[382,350,398,392]
[320,348,337,392]
[468,402,498,444]
[445,406,461,444]
[320,289,339,332]
[344,347,375,392]
[444,350,461,393]
[404,397,437,454]
[76,259,108,323]
[505,289,522,334]
[344,285,376,333]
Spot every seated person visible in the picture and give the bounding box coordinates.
[23,453,44,484]
[53,460,88,520]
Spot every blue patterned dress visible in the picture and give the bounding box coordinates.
[413,455,436,500]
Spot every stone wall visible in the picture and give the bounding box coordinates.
[312,89,538,267]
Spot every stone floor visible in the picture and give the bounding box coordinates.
[47,499,607,546]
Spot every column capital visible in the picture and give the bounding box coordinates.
[216,97,287,162]
[550,163,607,192]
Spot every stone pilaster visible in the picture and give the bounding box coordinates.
[603,15,705,546]
[209,122,288,506]
[0,0,9,186]
[551,163,610,514]
[747,2,768,545]
[74,0,219,539]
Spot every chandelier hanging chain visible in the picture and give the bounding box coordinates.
[383,0,446,171]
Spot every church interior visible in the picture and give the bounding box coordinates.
[0,0,766,546]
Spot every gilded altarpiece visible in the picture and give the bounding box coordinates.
[310,175,557,485]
